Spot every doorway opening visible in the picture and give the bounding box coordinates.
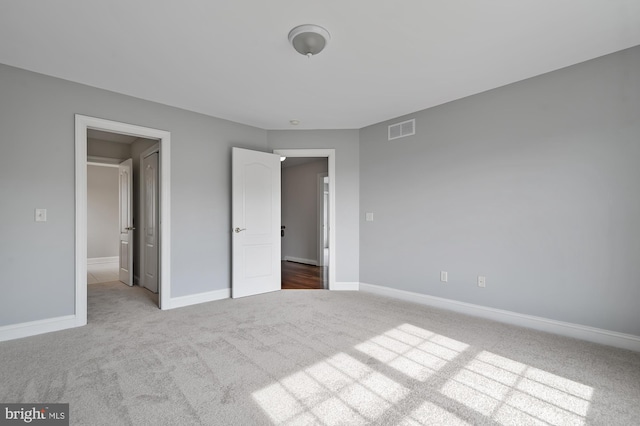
[274,149,336,290]
[75,115,171,326]
[280,157,328,289]
[86,131,159,292]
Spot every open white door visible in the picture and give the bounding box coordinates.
[142,152,159,293]
[232,148,281,298]
[118,158,134,286]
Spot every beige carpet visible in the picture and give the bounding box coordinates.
[1,282,639,425]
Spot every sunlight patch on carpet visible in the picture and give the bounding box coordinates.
[441,351,593,426]
[252,323,593,425]
[355,323,469,381]
[252,352,409,424]
[400,401,471,426]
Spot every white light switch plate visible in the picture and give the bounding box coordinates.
[366,212,374,221]
[35,208,47,222]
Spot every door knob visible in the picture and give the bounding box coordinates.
[125,226,136,231]
[234,227,246,233]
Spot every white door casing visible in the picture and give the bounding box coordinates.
[317,172,329,267]
[232,148,281,298]
[118,159,134,286]
[75,114,171,326]
[143,152,159,293]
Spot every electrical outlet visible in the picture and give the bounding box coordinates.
[35,208,47,222]
[440,271,448,282]
[478,276,486,288]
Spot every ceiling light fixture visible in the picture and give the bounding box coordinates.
[280,156,286,162]
[289,119,300,125]
[288,24,331,58]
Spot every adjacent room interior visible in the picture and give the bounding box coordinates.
[1,1,639,425]
[281,157,329,290]
[86,129,160,306]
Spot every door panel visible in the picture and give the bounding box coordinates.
[118,158,133,285]
[244,163,273,234]
[232,148,281,298]
[143,152,159,293]
[244,245,273,278]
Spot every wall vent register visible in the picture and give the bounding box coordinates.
[388,119,415,140]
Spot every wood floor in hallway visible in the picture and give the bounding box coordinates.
[281,260,326,290]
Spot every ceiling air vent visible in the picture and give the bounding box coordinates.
[388,119,415,141]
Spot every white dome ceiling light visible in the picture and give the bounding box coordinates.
[288,24,331,58]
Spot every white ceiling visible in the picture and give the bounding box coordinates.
[1,1,638,130]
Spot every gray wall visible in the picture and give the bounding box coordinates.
[87,138,131,160]
[360,46,640,335]
[87,165,119,258]
[3,45,636,336]
[0,63,267,325]
[282,159,328,263]
[268,130,360,284]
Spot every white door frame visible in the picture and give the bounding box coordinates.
[75,115,171,326]
[139,143,160,291]
[274,149,336,290]
[317,172,328,267]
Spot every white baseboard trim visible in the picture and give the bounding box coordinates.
[87,256,118,265]
[167,288,231,310]
[284,256,318,266]
[332,282,360,291]
[359,283,640,352]
[0,315,79,342]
